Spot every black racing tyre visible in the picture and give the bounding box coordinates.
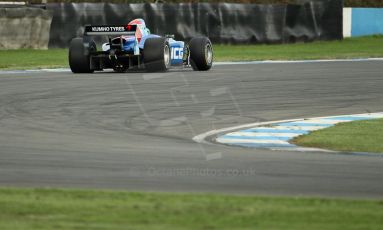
[189,37,213,71]
[143,37,170,72]
[68,37,96,73]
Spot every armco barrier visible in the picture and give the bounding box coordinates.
[47,1,342,48]
[0,7,52,49]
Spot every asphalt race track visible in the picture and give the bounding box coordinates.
[1,61,383,199]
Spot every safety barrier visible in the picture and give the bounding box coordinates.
[343,8,383,37]
[0,7,52,49]
[0,1,342,49]
[47,1,342,48]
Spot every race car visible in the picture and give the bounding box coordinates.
[68,18,213,73]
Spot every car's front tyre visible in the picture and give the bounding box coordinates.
[189,37,213,71]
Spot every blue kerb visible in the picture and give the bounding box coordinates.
[219,135,291,141]
[324,116,374,121]
[276,122,333,127]
[230,143,296,148]
[242,129,309,134]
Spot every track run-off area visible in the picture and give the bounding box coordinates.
[0,60,383,199]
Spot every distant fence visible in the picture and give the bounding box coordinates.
[0,7,52,49]
[0,1,342,49]
[47,1,342,48]
[343,8,383,37]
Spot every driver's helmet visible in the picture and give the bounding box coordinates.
[128,18,150,43]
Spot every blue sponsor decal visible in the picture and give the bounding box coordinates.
[170,45,183,65]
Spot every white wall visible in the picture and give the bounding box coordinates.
[343,8,352,38]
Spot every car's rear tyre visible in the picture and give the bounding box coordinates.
[189,37,213,71]
[69,37,96,73]
[143,37,170,72]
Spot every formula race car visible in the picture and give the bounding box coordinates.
[69,18,213,73]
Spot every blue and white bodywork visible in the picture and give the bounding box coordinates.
[100,18,186,68]
[69,18,212,73]
[168,39,185,66]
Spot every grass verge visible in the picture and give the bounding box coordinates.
[214,35,383,61]
[0,36,383,70]
[1,187,383,230]
[0,49,67,70]
[292,118,383,153]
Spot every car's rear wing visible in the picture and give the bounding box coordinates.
[84,25,137,36]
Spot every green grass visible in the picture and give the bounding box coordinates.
[0,187,383,230]
[214,35,383,61]
[292,118,383,153]
[1,35,383,70]
[0,49,68,70]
